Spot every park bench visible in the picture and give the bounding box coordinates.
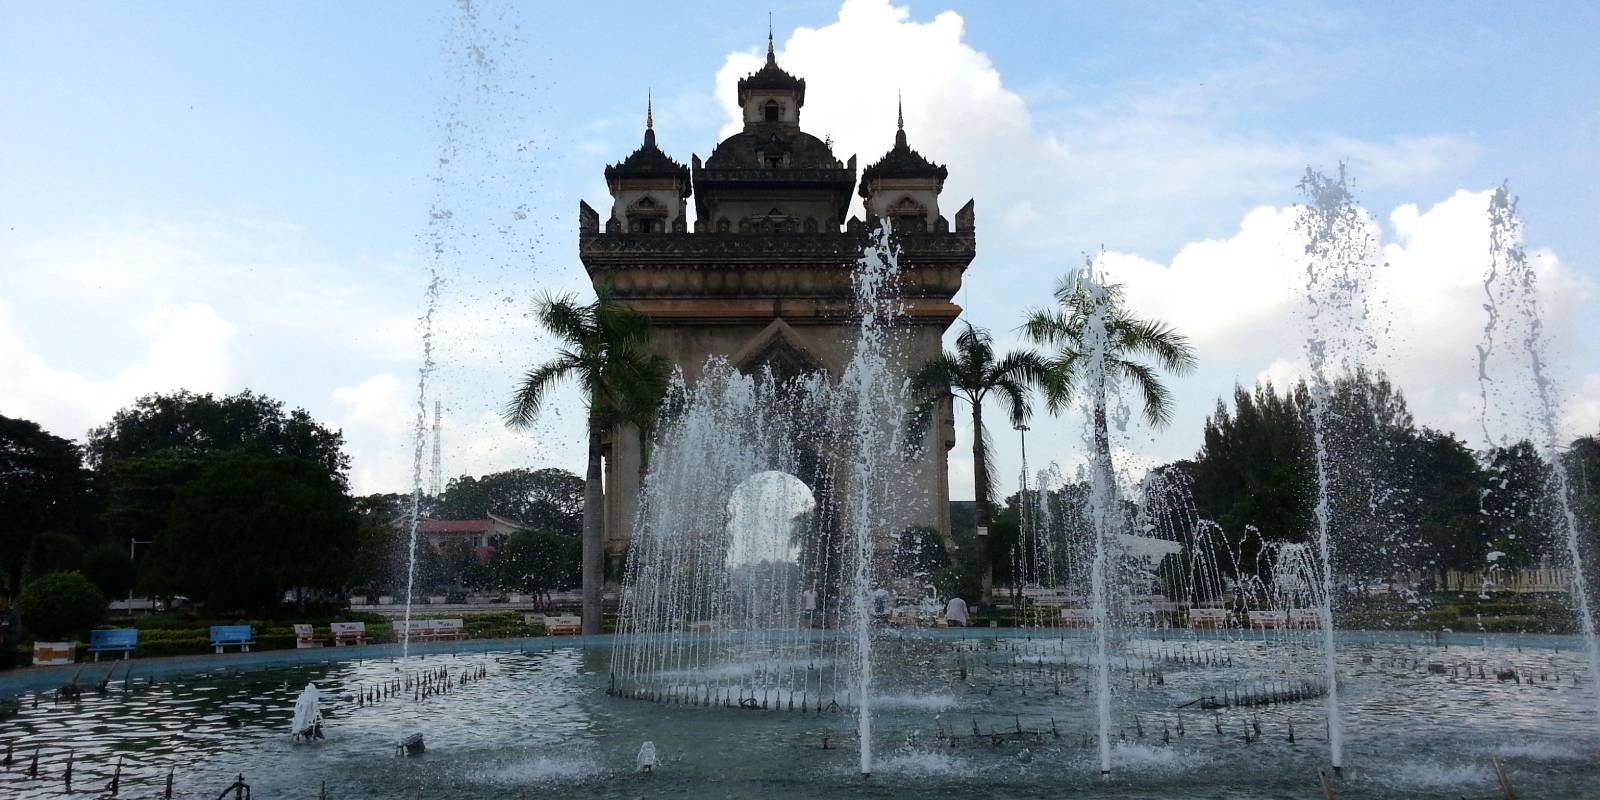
[209,625,255,654]
[88,628,139,661]
[349,595,368,606]
[1247,610,1288,630]
[395,618,466,642]
[543,615,582,636]
[1289,609,1323,629]
[426,595,447,605]
[1059,608,1094,628]
[1188,608,1227,629]
[432,619,465,640]
[293,624,322,649]
[330,622,367,646]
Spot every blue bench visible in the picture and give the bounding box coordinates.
[209,625,255,654]
[87,628,139,661]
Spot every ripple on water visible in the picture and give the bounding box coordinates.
[874,692,959,712]
[1487,739,1593,761]
[1108,743,1210,774]
[477,752,606,785]
[1361,761,1493,790]
[871,750,971,778]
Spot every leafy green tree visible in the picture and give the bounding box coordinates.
[494,529,581,604]
[1022,271,1196,477]
[144,454,358,611]
[1479,441,1549,571]
[348,493,409,595]
[17,571,106,641]
[27,532,84,578]
[0,415,97,592]
[435,468,583,535]
[908,322,1045,599]
[82,544,139,600]
[504,287,672,634]
[1389,429,1484,585]
[87,390,348,480]
[91,392,351,574]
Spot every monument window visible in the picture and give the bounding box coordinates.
[764,100,781,122]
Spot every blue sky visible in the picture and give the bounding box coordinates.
[2,1,1597,497]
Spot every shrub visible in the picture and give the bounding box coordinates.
[18,571,106,640]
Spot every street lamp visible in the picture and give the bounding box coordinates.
[1015,423,1031,606]
[127,538,151,615]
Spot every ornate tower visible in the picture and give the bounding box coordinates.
[579,47,975,577]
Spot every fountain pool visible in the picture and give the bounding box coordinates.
[1,631,1595,799]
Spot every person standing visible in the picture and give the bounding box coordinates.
[0,590,20,670]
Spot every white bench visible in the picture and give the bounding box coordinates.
[331,621,367,646]
[1188,608,1227,629]
[293,624,322,648]
[349,595,368,606]
[1059,608,1095,628]
[1289,608,1323,629]
[1248,610,1289,630]
[396,618,465,642]
[543,615,582,636]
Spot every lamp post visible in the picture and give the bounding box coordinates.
[127,538,151,615]
[1015,423,1031,608]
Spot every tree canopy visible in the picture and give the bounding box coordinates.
[435,467,583,535]
[87,390,349,483]
[0,415,97,592]
[142,454,359,611]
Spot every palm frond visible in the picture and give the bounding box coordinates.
[504,358,578,428]
[1113,358,1177,428]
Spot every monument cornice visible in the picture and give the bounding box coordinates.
[579,231,975,265]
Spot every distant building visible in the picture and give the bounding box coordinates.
[415,513,526,564]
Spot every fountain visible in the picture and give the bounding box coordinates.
[290,683,323,742]
[1293,165,1386,775]
[610,222,917,775]
[1476,185,1600,723]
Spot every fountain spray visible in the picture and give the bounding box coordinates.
[1074,260,1117,778]
[837,221,913,775]
[1476,185,1600,725]
[1295,165,1383,776]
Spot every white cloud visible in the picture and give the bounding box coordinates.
[713,0,1480,258]
[1102,188,1593,449]
[1563,374,1600,440]
[0,296,240,438]
[706,1,1519,501]
[0,215,581,496]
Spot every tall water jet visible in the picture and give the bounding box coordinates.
[1294,165,1383,775]
[1476,185,1600,724]
[1073,261,1118,777]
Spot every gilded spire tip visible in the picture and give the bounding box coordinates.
[767,13,775,60]
[897,91,904,131]
[646,90,653,131]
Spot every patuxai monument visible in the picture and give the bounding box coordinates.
[580,35,976,574]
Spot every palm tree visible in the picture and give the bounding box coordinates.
[1021,269,1197,471]
[909,322,1046,603]
[504,287,671,635]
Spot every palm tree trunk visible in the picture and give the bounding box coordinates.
[581,413,606,635]
[972,404,993,605]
